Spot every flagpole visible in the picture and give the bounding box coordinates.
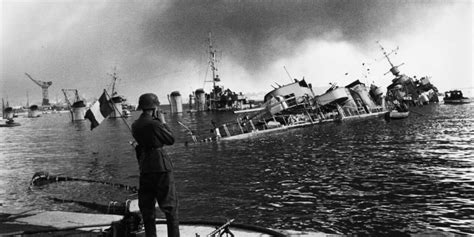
[103,89,132,132]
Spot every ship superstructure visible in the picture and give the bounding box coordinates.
[194,78,387,142]
[193,32,252,111]
[107,69,127,118]
[377,42,439,107]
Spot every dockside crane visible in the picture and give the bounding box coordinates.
[25,73,52,106]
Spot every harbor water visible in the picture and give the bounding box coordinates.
[0,104,473,235]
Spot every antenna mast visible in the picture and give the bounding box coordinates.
[376,41,404,76]
[208,32,218,89]
[108,67,119,97]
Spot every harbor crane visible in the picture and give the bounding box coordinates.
[25,73,52,106]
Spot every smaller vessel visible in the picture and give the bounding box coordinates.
[385,99,409,120]
[0,118,21,127]
[385,110,409,120]
[443,90,471,104]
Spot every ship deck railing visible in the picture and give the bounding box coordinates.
[203,98,387,142]
[214,112,316,139]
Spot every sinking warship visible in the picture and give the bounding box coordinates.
[193,77,388,142]
[192,32,253,112]
[377,42,439,107]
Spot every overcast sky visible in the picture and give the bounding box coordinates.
[1,0,472,106]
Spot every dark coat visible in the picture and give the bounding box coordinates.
[132,113,175,173]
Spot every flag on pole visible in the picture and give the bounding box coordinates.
[85,90,114,130]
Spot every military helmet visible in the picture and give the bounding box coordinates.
[137,93,160,110]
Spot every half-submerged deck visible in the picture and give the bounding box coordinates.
[202,93,386,142]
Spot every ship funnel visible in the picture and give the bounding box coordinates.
[169,91,183,113]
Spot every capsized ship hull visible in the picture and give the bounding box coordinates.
[194,79,387,143]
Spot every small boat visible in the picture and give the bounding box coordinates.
[384,99,409,120]
[0,120,21,127]
[443,90,471,104]
[385,110,409,120]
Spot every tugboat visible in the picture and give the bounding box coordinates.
[378,41,439,107]
[443,90,471,104]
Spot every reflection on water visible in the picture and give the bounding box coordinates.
[0,104,473,235]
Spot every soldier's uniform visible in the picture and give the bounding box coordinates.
[132,93,179,237]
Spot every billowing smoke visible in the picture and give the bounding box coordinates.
[141,0,416,72]
[1,0,471,104]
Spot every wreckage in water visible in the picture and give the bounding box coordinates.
[195,78,387,142]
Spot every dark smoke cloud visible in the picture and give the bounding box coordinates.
[140,0,420,72]
[2,0,468,104]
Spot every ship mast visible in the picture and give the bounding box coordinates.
[208,32,218,89]
[2,98,4,119]
[206,32,220,110]
[376,41,404,77]
[108,67,119,97]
